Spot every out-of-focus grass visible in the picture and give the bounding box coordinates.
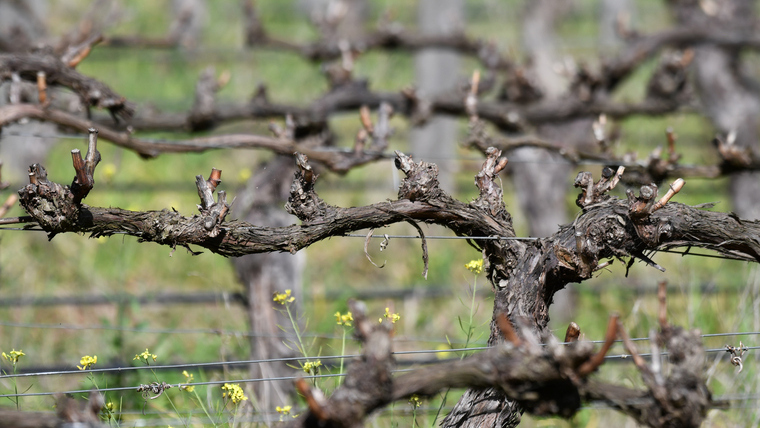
[1,1,757,427]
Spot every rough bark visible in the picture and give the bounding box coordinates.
[446,1,576,423]
[7,6,760,425]
[235,1,365,409]
[15,148,760,262]
[13,141,755,427]
[464,3,590,421]
[280,292,711,428]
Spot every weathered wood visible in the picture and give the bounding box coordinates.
[13,146,756,427]
[281,299,709,428]
[16,150,760,263]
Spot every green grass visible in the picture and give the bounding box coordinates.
[1,1,757,427]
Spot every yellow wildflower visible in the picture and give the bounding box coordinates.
[100,163,117,184]
[77,355,97,370]
[465,259,483,275]
[133,348,157,364]
[222,383,248,404]
[409,394,422,409]
[238,168,252,183]
[303,360,322,374]
[435,344,454,360]
[180,370,195,392]
[273,289,295,305]
[335,311,353,326]
[100,402,115,420]
[276,405,297,421]
[2,349,25,365]
[380,307,400,324]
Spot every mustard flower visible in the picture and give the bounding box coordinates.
[303,360,322,374]
[100,163,117,184]
[435,344,454,360]
[409,394,422,409]
[2,349,25,365]
[180,370,195,392]
[335,311,353,326]
[238,168,252,183]
[134,348,157,364]
[101,402,115,420]
[77,355,97,370]
[276,405,297,421]
[222,383,248,404]
[273,289,295,305]
[379,307,400,324]
[465,259,483,275]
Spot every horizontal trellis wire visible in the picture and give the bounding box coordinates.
[0,338,756,394]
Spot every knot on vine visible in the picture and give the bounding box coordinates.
[472,147,508,216]
[626,178,684,245]
[286,152,329,221]
[18,163,79,237]
[394,151,441,202]
[574,165,625,209]
[17,129,105,237]
[195,168,234,237]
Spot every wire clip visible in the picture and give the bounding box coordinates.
[725,342,748,373]
[137,381,173,400]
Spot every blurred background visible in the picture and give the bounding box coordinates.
[0,0,759,426]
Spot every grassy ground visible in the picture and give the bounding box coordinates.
[1,1,758,427]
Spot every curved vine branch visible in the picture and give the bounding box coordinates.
[11,134,759,426]
[0,52,133,119]
[283,297,710,428]
[13,139,760,266]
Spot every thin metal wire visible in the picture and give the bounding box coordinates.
[601,345,760,361]
[0,341,751,397]
[0,320,484,347]
[0,345,484,380]
[0,349,757,398]
[0,227,743,262]
[0,371,350,398]
[346,233,539,241]
[0,223,752,262]
[0,226,543,242]
[656,248,751,260]
[0,355,353,380]
[0,334,755,383]
[0,370,426,398]
[2,315,758,343]
[0,319,290,336]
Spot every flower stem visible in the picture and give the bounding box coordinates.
[285,304,308,359]
[338,328,347,385]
